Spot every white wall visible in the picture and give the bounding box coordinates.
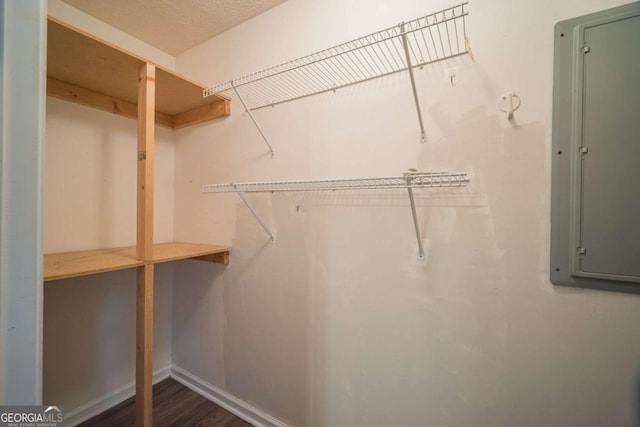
[43,265,173,414]
[173,0,640,426]
[44,98,175,252]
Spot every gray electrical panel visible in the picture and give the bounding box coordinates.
[551,2,640,290]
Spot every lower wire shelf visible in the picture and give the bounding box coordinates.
[203,171,469,260]
[44,242,230,282]
[202,172,469,193]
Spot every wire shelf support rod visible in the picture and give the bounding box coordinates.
[235,188,276,242]
[232,81,275,158]
[400,22,427,143]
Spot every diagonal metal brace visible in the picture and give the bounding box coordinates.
[235,188,275,241]
[404,174,425,260]
[400,23,427,143]
[231,81,275,158]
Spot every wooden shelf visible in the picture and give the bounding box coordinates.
[44,242,230,282]
[151,242,230,265]
[47,17,230,129]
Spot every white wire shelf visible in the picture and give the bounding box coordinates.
[204,3,469,111]
[202,172,469,193]
[203,171,469,259]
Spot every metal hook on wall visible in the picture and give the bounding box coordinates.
[498,92,521,120]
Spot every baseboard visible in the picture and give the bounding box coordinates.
[64,365,171,426]
[170,364,289,427]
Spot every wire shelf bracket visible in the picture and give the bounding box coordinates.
[231,82,275,157]
[235,188,275,241]
[204,3,471,148]
[203,171,469,260]
[400,22,427,143]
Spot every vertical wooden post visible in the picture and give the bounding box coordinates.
[136,62,155,427]
[136,264,154,427]
[137,63,155,262]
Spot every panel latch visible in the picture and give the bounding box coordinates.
[579,147,589,158]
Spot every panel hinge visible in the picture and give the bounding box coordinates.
[582,45,591,54]
[579,146,588,157]
[577,247,587,256]
[138,151,146,161]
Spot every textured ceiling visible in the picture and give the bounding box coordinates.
[61,0,287,56]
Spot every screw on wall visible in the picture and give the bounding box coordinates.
[444,68,458,85]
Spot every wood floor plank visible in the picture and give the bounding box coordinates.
[78,378,252,427]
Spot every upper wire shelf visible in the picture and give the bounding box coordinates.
[202,172,469,193]
[204,3,469,111]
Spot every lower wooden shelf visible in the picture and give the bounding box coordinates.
[44,242,230,282]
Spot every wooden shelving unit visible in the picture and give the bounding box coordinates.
[47,17,230,128]
[45,17,230,427]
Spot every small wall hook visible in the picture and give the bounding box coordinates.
[499,92,521,120]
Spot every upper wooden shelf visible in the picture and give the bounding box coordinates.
[46,17,230,129]
[44,242,230,282]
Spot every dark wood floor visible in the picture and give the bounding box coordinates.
[78,378,252,427]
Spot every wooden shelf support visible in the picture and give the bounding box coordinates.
[136,62,155,427]
[137,63,155,262]
[47,77,174,128]
[193,251,230,265]
[172,98,231,129]
[136,264,154,427]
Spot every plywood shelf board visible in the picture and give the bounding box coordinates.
[47,17,229,122]
[44,246,144,282]
[44,242,230,282]
[152,242,230,263]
